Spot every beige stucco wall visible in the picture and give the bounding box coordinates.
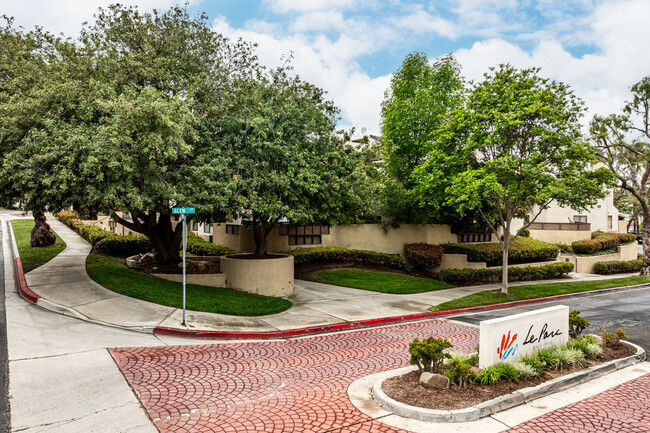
[561,242,638,273]
[220,255,294,297]
[438,254,487,270]
[210,223,459,256]
[529,229,591,244]
[618,220,629,234]
[530,188,619,232]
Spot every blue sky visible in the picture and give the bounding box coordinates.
[4,0,650,133]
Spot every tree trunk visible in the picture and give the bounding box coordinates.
[30,211,56,247]
[501,227,510,294]
[113,211,183,263]
[641,208,650,275]
[252,215,273,256]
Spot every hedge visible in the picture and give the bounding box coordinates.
[288,247,408,270]
[95,235,152,255]
[438,262,574,284]
[185,233,234,256]
[571,232,636,255]
[593,259,642,275]
[404,243,444,270]
[441,237,559,266]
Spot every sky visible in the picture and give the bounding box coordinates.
[2,0,650,135]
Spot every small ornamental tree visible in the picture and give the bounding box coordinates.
[412,65,612,293]
[592,76,650,274]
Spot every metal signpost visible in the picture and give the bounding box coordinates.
[172,207,195,325]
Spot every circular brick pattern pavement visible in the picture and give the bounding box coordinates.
[506,372,650,433]
[110,319,478,432]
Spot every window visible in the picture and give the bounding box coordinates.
[192,221,199,232]
[608,215,613,230]
[174,215,180,222]
[110,227,115,233]
[203,223,213,234]
[108,220,116,228]
[573,215,587,223]
[226,224,240,235]
[282,225,329,246]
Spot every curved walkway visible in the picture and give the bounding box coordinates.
[8,215,647,338]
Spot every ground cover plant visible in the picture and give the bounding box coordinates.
[86,254,291,316]
[404,243,444,271]
[312,268,452,294]
[11,219,66,273]
[430,276,650,311]
[441,237,559,266]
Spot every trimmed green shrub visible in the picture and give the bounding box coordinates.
[569,310,590,338]
[185,233,234,256]
[55,209,79,226]
[598,326,627,348]
[438,262,574,284]
[289,247,408,270]
[517,227,530,237]
[567,338,603,359]
[572,232,636,255]
[446,353,477,388]
[517,353,545,375]
[95,235,152,255]
[536,345,584,370]
[404,243,444,270]
[593,259,642,274]
[512,361,539,378]
[408,337,453,373]
[442,237,559,266]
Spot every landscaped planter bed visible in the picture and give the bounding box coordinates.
[221,254,294,297]
[372,341,644,423]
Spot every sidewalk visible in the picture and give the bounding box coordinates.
[7,215,646,338]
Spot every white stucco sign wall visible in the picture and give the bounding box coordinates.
[479,305,569,368]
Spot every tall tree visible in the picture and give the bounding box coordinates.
[592,76,650,274]
[222,67,378,256]
[412,65,611,293]
[380,53,464,224]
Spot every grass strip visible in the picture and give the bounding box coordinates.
[11,219,66,273]
[86,254,291,316]
[430,276,650,311]
[313,268,453,294]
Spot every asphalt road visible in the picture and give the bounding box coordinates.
[449,286,650,351]
[0,222,9,432]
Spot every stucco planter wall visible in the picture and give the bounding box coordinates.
[220,254,294,297]
[561,242,638,273]
[152,273,226,288]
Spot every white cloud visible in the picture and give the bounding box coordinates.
[0,0,187,36]
[213,16,391,133]
[290,10,346,33]
[262,0,359,14]
[388,7,457,38]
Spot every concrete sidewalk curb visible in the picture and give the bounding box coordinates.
[153,283,650,339]
[8,218,650,339]
[370,341,647,423]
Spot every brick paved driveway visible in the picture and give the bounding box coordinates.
[506,372,650,433]
[110,320,478,432]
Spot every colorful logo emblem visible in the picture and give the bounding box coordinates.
[497,330,518,360]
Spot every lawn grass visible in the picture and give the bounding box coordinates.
[430,275,650,311]
[11,219,66,273]
[313,268,453,294]
[86,254,292,316]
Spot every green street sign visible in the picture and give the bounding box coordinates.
[172,207,195,215]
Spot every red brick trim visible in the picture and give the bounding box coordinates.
[15,257,40,304]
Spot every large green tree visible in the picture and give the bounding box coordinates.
[412,65,611,293]
[222,67,378,255]
[592,76,650,274]
[380,52,464,224]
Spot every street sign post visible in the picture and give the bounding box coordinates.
[172,207,195,325]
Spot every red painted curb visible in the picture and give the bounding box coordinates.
[15,257,40,304]
[153,292,578,340]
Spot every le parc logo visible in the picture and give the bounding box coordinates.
[497,330,518,360]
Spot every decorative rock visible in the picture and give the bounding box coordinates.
[587,334,603,345]
[197,261,208,272]
[140,252,157,264]
[470,366,481,375]
[419,372,450,390]
[125,255,140,269]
